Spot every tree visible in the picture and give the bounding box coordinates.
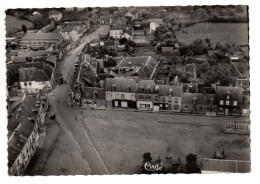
[186,153,200,173]
[21,24,27,33]
[190,38,207,55]
[143,152,152,163]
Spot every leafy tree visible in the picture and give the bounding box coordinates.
[119,37,128,44]
[143,152,152,163]
[179,44,194,56]
[21,24,27,33]
[186,153,200,173]
[190,38,207,55]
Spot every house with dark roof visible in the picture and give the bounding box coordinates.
[125,8,141,21]
[105,78,137,109]
[19,65,53,94]
[156,85,183,112]
[181,93,205,113]
[60,25,80,42]
[113,56,159,79]
[136,79,156,111]
[114,16,128,26]
[20,33,63,49]
[121,27,134,41]
[81,86,106,108]
[8,94,47,175]
[216,86,243,115]
[49,10,62,21]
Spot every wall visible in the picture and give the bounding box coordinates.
[106,91,136,102]
[20,81,52,94]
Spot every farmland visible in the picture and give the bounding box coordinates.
[175,23,249,46]
[5,15,34,36]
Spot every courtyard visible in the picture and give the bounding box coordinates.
[81,109,250,174]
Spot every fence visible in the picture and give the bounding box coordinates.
[223,120,250,134]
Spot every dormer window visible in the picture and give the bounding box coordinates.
[113,84,116,91]
[127,85,131,92]
[169,89,173,96]
[140,86,144,93]
[154,86,160,93]
[210,98,214,105]
[147,86,151,93]
[192,97,197,105]
[226,92,230,100]
[93,91,97,99]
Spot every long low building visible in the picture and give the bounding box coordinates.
[201,158,251,173]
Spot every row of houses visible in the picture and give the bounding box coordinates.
[73,76,247,116]
[8,93,49,175]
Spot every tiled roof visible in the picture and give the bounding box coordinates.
[157,85,183,97]
[82,87,105,99]
[21,33,63,41]
[105,78,137,93]
[110,24,124,30]
[62,26,75,32]
[17,50,51,57]
[136,80,156,93]
[201,158,251,173]
[203,94,216,105]
[216,86,243,104]
[117,56,158,79]
[182,93,204,104]
[11,56,27,63]
[19,67,51,82]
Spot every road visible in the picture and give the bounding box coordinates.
[39,25,110,175]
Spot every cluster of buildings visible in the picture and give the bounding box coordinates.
[7,93,49,175]
[70,54,249,116]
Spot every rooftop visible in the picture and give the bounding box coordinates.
[19,67,51,82]
[21,33,63,41]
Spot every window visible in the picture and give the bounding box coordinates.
[115,94,119,99]
[147,104,150,108]
[106,93,111,98]
[113,84,116,91]
[162,97,166,102]
[127,86,131,92]
[154,95,159,101]
[29,82,32,86]
[185,106,188,110]
[226,100,230,105]
[121,94,125,99]
[174,98,178,104]
[174,105,179,110]
[146,95,151,100]
[140,86,144,93]
[154,86,160,93]
[131,95,135,101]
[220,100,224,105]
[233,101,237,106]
[227,93,230,100]
[139,95,144,100]
[24,82,27,86]
[147,86,151,93]
[219,107,223,111]
[169,89,173,96]
[192,97,197,105]
[199,106,203,111]
[168,98,172,103]
[93,91,97,99]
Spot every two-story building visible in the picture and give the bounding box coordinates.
[105,78,137,109]
[181,93,205,113]
[60,25,80,42]
[136,80,156,111]
[157,85,183,112]
[81,86,106,108]
[216,86,243,115]
[125,8,142,21]
[19,65,53,94]
[109,24,124,39]
[20,33,63,50]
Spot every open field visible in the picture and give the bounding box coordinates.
[82,110,250,174]
[175,23,249,46]
[5,15,34,35]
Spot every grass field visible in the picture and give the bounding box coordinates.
[175,23,249,46]
[5,15,34,35]
[82,110,250,174]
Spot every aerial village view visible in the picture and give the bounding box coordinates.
[5,5,250,175]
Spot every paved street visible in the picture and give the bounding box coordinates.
[29,25,110,175]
